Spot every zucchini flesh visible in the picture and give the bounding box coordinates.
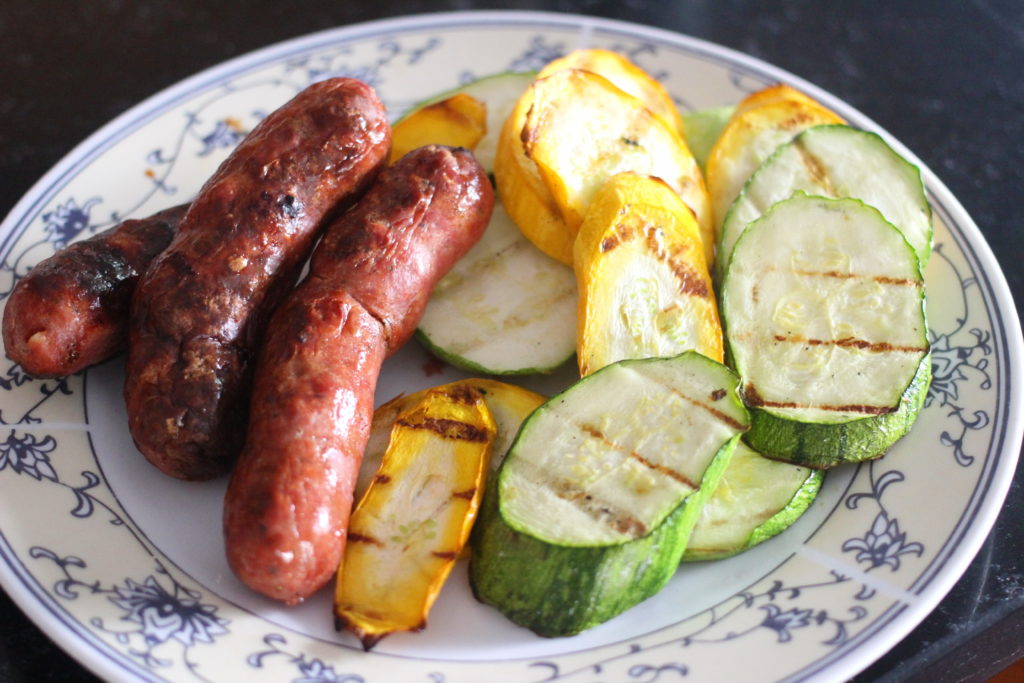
[470,352,748,636]
[721,195,930,466]
[683,440,823,561]
[680,105,735,172]
[718,124,933,278]
[416,202,578,375]
[406,72,578,375]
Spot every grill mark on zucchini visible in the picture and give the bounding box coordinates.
[578,422,698,488]
[646,383,747,431]
[395,417,491,442]
[544,476,649,536]
[764,265,924,288]
[452,487,477,500]
[430,238,528,296]
[600,220,636,252]
[435,281,577,356]
[770,334,928,354]
[743,383,898,415]
[792,137,838,196]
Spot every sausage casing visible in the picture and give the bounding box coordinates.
[2,204,185,378]
[224,145,494,604]
[125,78,391,481]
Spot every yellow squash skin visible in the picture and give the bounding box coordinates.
[537,48,684,137]
[520,69,714,266]
[356,378,547,501]
[334,385,495,650]
[705,84,844,241]
[493,84,576,265]
[574,172,723,376]
[389,92,487,164]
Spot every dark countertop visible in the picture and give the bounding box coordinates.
[1,1,1021,681]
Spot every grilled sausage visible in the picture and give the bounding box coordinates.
[125,78,391,481]
[2,204,186,378]
[223,145,493,604]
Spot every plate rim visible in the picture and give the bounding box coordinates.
[0,9,1021,683]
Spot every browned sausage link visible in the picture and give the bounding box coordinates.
[2,204,187,378]
[125,78,391,481]
[224,145,493,604]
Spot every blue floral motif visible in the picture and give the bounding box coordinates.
[924,243,994,467]
[31,550,228,679]
[508,36,566,72]
[842,511,924,572]
[248,633,364,683]
[842,466,924,576]
[0,430,58,481]
[41,197,101,248]
[111,576,228,647]
[197,118,248,156]
[760,604,814,643]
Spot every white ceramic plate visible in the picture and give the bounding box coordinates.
[0,11,1020,683]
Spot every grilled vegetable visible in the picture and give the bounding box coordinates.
[391,72,578,375]
[470,352,749,637]
[389,92,486,163]
[418,201,578,374]
[334,384,495,649]
[718,124,933,275]
[683,440,823,560]
[721,195,930,468]
[680,105,735,171]
[706,85,843,279]
[521,69,713,265]
[356,378,546,501]
[537,48,684,137]
[574,172,722,375]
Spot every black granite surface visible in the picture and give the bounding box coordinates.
[0,1,1021,681]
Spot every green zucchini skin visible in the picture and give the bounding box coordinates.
[469,435,739,637]
[681,447,824,562]
[743,353,932,468]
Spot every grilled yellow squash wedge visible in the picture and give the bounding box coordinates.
[521,68,713,265]
[334,385,495,650]
[705,84,843,275]
[537,48,684,137]
[574,172,722,376]
[389,92,487,163]
[355,378,546,502]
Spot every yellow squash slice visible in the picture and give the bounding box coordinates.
[356,379,546,501]
[705,84,844,243]
[521,69,714,266]
[389,92,487,163]
[334,385,495,650]
[537,48,684,137]
[493,86,575,265]
[574,172,722,376]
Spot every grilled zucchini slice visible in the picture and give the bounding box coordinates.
[721,195,930,468]
[400,72,578,375]
[718,124,932,275]
[470,352,748,637]
[683,440,823,560]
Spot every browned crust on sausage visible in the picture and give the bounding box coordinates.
[124,78,391,481]
[223,145,492,604]
[2,203,186,378]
